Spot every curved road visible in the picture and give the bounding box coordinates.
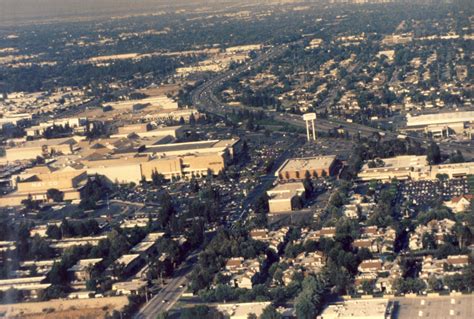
[191,43,474,158]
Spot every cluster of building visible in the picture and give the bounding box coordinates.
[0,124,242,205]
[175,44,262,76]
[408,219,456,251]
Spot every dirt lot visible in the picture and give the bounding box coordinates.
[0,296,128,319]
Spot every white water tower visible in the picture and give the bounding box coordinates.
[303,112,317,141]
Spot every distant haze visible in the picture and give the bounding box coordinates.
[0,0,240,26]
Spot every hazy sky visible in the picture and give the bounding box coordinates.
[0,0,224,25]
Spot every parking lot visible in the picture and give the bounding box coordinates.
[398,179,470,205]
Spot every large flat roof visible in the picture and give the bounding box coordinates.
[320,299,389,319]
[361,155,428,171]
[407,111,474,127]
[278,156,336,172]
[144,139,238,154]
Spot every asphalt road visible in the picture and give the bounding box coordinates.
[191,42,474,159]
[135,251,199,319]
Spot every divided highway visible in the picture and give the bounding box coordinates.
[191,44,474,158]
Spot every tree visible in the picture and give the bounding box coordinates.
[295,291,316,319]
[151,170,165,187]
[259,305,281,319]
[156,312,169,319]
[427,142,441,165]
[47,188,64,202]
[361,280,375,295]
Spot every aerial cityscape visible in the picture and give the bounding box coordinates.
[0,0,472,318]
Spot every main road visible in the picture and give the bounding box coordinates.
[136,39,473,318]
[191,43,474,158]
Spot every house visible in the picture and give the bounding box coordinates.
[444,195,473,213]
[358,259,384,273]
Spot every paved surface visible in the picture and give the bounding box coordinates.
[135,252,198,319]
[191,42,474,159]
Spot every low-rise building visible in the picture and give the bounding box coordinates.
[217,301,271,319]
[112,280,147,296]
[319,299,392,319]
[0,276,50,299]
[444,194,473,213]
[68,258,103,282]
[266,182,305,213]
[275,156,337,180]
[0,167,87,206]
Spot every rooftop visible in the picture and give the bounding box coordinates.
[278,156,336,172]
[319,299,389,319]
[68,258,103,272]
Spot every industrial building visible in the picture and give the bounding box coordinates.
[275,156,337,180]
[405,111,474,138]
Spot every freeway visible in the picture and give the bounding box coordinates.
[191,44,474,158]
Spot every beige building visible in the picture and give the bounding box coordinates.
[112,124,185,139]
[1,137,79,163]
[405,111,474,138]
[68,258,103,282]
[0,167,87,206]
[266,182,305,213]
[275,156,337,180]
[358,155,474,181]
[444,194,473,213]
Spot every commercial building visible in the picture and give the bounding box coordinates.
[74,138,240,184]
[0,166,87,206]
[217,302,271,319]
[1,137,79,163]
[405,111,474,138]
[266,182,305,213]
[111,124,186,139]
[358,155,428,181]
[112,280,147,296]
[358,155,474,182]
[275,156,337,180]
[318,299,392,319]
